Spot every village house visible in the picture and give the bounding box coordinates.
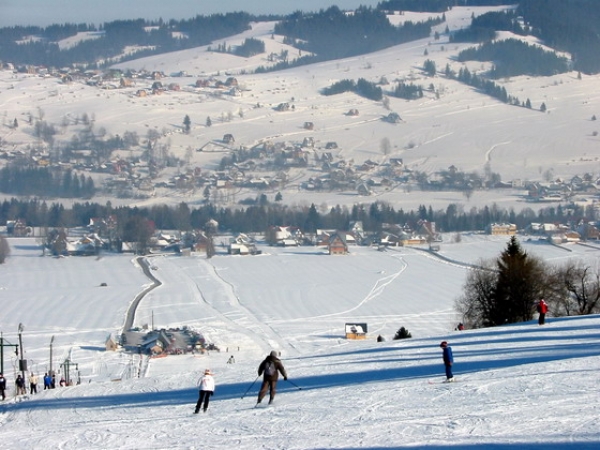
[577,221,600,240]
[105,335,119,351]
[488,223,518,236]
[328,233,348,255]
[228,234,260,255]
[266,226,302,246]
[119,77,134,88]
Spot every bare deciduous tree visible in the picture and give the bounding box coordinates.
[552,261,600,316]
[455,260,497,329]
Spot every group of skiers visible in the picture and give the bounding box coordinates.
[2,372,41,397]
[192,345,455,413]
[0,371,73,401]
[197,299,554,413]
[194,350,288,413]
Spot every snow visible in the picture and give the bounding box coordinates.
[0,235,599,449]
[1,6,600,445]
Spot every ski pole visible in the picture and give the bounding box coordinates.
[241,376,259,399]
[285,378,302,390]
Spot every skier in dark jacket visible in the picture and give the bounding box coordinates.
[0,373,6,400]
[15,374,26,395]
[440,341,454,382]
[256,350,287,405]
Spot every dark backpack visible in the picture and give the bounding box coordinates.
[264,360,276,376]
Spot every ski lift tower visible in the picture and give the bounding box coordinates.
[60,357,79,386]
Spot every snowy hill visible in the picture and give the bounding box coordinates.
[0,236,599,448]
[1,5,599,214]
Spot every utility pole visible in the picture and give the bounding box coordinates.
[18,323,26,382]
[49,335,55,377]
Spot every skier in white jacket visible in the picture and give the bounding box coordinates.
[194,369,215,414]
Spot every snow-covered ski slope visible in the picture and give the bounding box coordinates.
[0,236,599,449]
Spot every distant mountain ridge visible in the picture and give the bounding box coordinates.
[0,1,599,73]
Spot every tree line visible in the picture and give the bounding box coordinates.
[0,197,595,237]
[378,0,510,12]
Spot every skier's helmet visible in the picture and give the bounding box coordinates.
[440,341,448,348]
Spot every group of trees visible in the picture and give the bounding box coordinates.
[457,39,570,79]
[0,167,95,199]
[456,236,600,329]
[322,78,383,101]
[391,82,424,100]
[233,37,266,57]
[451,10,528,43]
[0,13,253,67]
[323,77,426,102]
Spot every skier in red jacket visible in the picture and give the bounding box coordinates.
[537,299,548,325]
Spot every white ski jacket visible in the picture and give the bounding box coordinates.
[199,374,215,392]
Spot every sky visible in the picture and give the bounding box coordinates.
[0,0,382,27]
[0,235,598,449]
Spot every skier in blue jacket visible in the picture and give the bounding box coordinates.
[440,341,454,382]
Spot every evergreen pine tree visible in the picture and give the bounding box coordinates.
[393,327,412,340]
[492,236,544,326]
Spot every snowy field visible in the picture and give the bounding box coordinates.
[0,235,599,449]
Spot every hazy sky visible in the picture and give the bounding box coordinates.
[0,1,382,27]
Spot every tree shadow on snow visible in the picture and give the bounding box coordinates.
[5,319,600,415]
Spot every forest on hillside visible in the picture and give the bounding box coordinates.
[273,6,440,62]
[0,1,599,73]
[518,0,600,73]
[0,13,254,68]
